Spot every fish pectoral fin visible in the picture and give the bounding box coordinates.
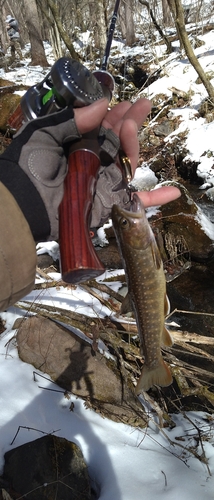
[120,293,133,315]
[164,294,170,316]
[162,325,173,347]
[135,358,173,394]
[151,238,162,270]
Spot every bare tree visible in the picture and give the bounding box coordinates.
[37,0,80,60]
[22,0,49,65]
[87,0,107,62]
[124,0,136,46]
[0,1,8,52]
[139,0,172,53]
[118,0,136,46]
[161,0,172,26]
[167,0,214,103]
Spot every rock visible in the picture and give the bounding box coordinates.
[206,186,214,201]
[167,261,214,314]
[0,93,21,133]
[37,253,56,269]
[2,435,91,500]
[153,119,175,137]
[151,181,214,262]
[16,316,147,427]
[0,79,29,133]
[96,239,122,268]
[147,133,162,147]
[130,165,158,192]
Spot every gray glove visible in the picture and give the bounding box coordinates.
[91,163,130,228]
[16,107,81,241]
[92,125,130,227]
[0,106,128,241]
[0,107,80,241]
[18,113,126,238]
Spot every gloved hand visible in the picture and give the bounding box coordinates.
[0,107,78,240]
[14,106,81,241]
[0,96,177,243]
[0,103,121,241]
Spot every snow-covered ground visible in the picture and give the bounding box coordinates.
[1,28,214,499]
[1,271,214,500]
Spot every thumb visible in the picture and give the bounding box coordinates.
[74,98,109,134]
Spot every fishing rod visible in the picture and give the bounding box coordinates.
[101,0,121,71]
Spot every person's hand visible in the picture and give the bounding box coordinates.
[74,98,181,209]
[75,97,150,172]
[137,186,180,208]
[74,99,181,220]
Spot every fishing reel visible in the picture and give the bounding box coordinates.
[22,57,115,119]
[8,57,115,130]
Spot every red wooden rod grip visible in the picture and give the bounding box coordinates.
[59,144,105,284]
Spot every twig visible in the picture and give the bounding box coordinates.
[168,400,213,476]
[10,426,60,446]
[167,308,214,318]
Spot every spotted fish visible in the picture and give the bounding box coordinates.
[111,193,173,393]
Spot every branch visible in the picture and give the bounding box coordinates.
[138,0,173,53]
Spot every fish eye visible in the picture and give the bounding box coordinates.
[121,217,128,227]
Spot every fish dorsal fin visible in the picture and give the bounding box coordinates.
[151,238,162,270]
[162,325,173,347]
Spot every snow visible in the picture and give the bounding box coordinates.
[1,26,214,499]
[1,282,214,499]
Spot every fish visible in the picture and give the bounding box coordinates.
[111,193,173,393]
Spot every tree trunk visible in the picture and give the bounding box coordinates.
[125,0,136,46]
[118,0,136,46]
[50,22,63,60]
[22,0,49,66]
[118,6,126,40]
[169,0,214,102]
[166,0,183,48]
[94,0,107,61]
[38,0,80,60]
[0,3,7,53]
[139,0,172,53]
[161,0,172,26]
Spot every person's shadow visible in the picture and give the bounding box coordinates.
[0,308,122,500]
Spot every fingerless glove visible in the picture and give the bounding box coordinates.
[0,106,129,241]
[0,107,79,241]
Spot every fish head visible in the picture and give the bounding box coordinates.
[111,193,153,250]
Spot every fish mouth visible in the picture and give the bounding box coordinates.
[130,193,143,214]
[111,193,143,220]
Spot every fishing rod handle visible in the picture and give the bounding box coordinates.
[59,131,105,284]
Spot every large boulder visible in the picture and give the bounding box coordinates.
[151,181,214,263]
[16,315,147,427]
[2,435,91,500]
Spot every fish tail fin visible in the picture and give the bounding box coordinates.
[135,358,173,394]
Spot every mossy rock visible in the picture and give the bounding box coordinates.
[0,93,21,132]
[0,79,29,133]
[0,77,16,87]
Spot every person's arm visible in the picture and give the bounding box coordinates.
[0,97,180,311]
